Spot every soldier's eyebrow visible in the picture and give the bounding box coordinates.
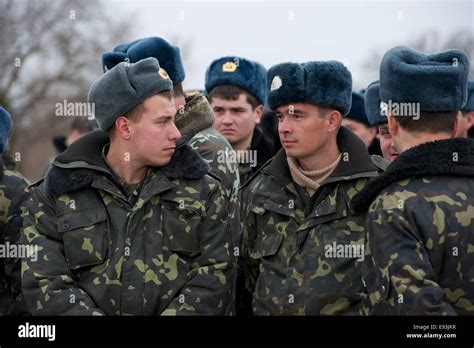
[154,115,173,122]
[230,107,246,112]
[292,109,308,115]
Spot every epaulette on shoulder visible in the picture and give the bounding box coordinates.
[371,155,389,172]
[28,177,45,189]
[238,155,275,191]
[206,170,223,184]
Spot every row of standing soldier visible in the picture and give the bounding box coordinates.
[1,36,474,315]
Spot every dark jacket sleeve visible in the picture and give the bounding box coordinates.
[366,203,456,315]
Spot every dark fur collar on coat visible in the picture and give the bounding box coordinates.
[251,126,276,170]
[174,94,215,142]
[45,130,210,196]
[351,137,474,212]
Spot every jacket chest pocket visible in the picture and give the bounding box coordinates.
[162,198,205,257]
[303,196,365,268]
[315,214,366,296]
[250,232,284,260]
[249,202,290,260]
[57,208,109,270]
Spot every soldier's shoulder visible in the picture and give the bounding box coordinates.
[0,169,31,202]
[173,169,223,195]
[239,157,276,192]
[27,176,45,190]
[205,171,223,184]
[1,168,30,187]
[370,155,389,172]
[368,178,422,211]
[191,128,232,149]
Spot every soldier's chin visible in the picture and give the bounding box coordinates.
[223,134,240,144]
[151,155,173,167]
[284,148,300,158]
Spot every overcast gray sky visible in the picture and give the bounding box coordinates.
[107,0,473,91]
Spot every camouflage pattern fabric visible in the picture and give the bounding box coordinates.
[352,137,474,315]
[181,93,241,248]
[0,160,30,315]
[189,127,240,240]
[241,127,380,315]
[21,130,236,315]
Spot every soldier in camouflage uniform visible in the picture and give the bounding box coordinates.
[179,93,240,241]
[241,60,380,315]
[21,58,235,315]
[351,46,474,315]
[205,56,275,185]
[102,36,241,251]
[0,106,30,315]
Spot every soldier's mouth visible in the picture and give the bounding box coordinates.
[282,140,297,145]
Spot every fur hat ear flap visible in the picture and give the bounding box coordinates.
[364,81,387,127]
[462,81,474,112]
[102,51,128,72]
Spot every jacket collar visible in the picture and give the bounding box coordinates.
[45,130,210,196]
[251,126,275,169]
[351,137,474,212]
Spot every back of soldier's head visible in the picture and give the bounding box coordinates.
[379,46,469,136]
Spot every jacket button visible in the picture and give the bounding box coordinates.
[63,222,69,229]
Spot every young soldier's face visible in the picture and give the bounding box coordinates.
[276,103,333,160]
[377,124,399,161]
[212,94,261,148]
[341,118,376,148]
[130,94,181,166]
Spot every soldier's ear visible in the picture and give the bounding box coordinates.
[467,111,474,128]
[453,111,462,137]
[387,113,398,136]
[326,109,342,133]
[367,126,377,143]
[115,116,131,140]
[254,105,264,124]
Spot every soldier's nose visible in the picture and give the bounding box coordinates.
[169,122,181,140]
[279,119,291,134]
